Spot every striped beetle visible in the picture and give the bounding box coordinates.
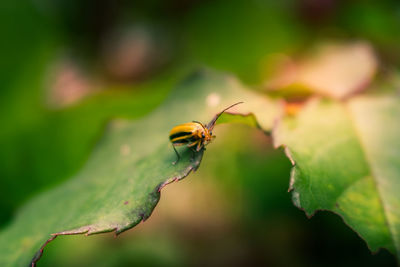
[169,102,243,164]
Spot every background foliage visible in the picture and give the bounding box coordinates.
[1,0,399,266]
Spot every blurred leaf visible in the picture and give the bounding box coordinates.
[0,8,59,223]
[265,42,377,99]
[0,57,187,226]
[273,96,400,259]
[0,70,281,266]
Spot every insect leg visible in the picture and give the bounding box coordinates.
[187,140,198,148]
[172,144,181,165]
[196,139,203,152]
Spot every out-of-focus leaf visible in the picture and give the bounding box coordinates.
[0,70,281,266]
[265,42,377,99]
[0,55,187,227]
[0,0,60,224]
[273,96,400,259]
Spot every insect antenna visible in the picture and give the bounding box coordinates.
[206,102,243,131]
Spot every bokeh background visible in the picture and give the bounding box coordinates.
[1,0,399,266]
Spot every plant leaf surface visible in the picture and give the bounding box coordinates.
[273,96,400,259]
[0,70,281,266]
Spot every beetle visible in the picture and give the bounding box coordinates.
[169,102,243,164]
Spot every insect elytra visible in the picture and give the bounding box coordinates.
[169,102,243,164]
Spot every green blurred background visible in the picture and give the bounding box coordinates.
[1,0,399,265]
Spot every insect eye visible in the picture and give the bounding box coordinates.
[210,131,212,135]
[202,133,205,138]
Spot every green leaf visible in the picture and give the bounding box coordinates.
[273,96,400,259]
[0,70,281,266]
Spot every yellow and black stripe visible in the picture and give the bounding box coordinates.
[169,123,202,145]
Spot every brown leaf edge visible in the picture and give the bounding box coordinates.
[271,98,396,260]
[30,150,204,266]
[29,112,267,266]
